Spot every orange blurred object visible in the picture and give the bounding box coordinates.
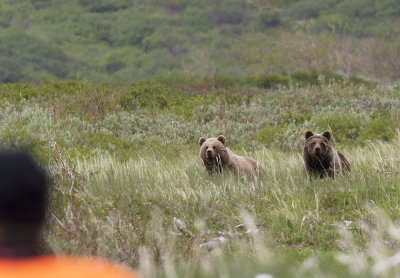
[0,256,141,278]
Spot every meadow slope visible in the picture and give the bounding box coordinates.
[2,1,400,82]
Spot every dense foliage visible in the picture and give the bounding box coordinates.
[0,79,392,159]
[1,0,400,83]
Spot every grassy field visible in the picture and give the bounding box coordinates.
[1,80,400,277]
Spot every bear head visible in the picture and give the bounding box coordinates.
[198,135,227,161]
[304,130,333,157]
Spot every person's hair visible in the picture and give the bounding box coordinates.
[0,150,48,245]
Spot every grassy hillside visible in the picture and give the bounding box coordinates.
[2,0,400,82]
[1,80,400,277]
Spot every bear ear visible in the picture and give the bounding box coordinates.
[217,135,226,145]
[305,130,314,140]
[198,137,206,146]
[322,130,331,141]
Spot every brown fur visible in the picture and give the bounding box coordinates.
[302,130,350,178]
[198,135,262,176]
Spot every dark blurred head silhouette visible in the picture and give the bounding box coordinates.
[0,150,140,277]
[0,150,47,256]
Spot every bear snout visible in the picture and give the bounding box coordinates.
[207,149,213,158]
[314,147,321,154]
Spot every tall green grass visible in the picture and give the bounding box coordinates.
[45,137,400,277]
[1,81,400,277]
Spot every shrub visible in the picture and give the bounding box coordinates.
[349,75,372,86]
[313,112,363,143]
[210,75,241,87]
[0,57,24,83]
[247,73,289,88]
[286,1,323,19]
[358,112,395,143]
[105,60,125,74]
[0,30,76,80]
[319,71,346,84]
[119,83,215,119]
[257,11,282,29]
[280,110,312,125]
[30,0,51,10]
[183,7,214,31]
[120,84,178,110]
[0,127,50,164]
[142,29,188,55]
[291,71,320,86]
[256,124,286,145]
[312,111,396,145]
[78,0,129,12]
[110,16,155,47]
[207,2,246,25]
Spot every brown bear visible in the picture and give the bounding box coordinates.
[303,130,350,178]
[198,135,262,176]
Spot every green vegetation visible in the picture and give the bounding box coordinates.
[1,81,400,277]
[2,1,400,276]
[2,1,400,83]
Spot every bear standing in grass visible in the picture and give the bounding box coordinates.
[303,130,350,178]
[198,135,262,176]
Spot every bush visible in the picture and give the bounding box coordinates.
[319,71,346,84]
[183,7,214,31]
[120,84,173,110]
[349,75,371,86]
[78,0,129,12]
[0,30,77,80]
[0,57,24,83]
[142,29,188,55]
[105,60,125,75]
[291,71,320,86]
[358,112,395,143]
[30,0,51,10]
[119,83,215,119]
[286,1,324,19]
[312,111,396,145]
[75,131,140,159]
[0,127,50,164]
[247,73,289,88]
[257,11,282,29]
[280,110,312,125]
[256,124,286,145]
[110,16,155,47]
[210,75,241,87]
[207,2,246,25]
[313,112,363,143]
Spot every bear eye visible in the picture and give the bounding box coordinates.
[213,146,216,149]
[205,146,208,149]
